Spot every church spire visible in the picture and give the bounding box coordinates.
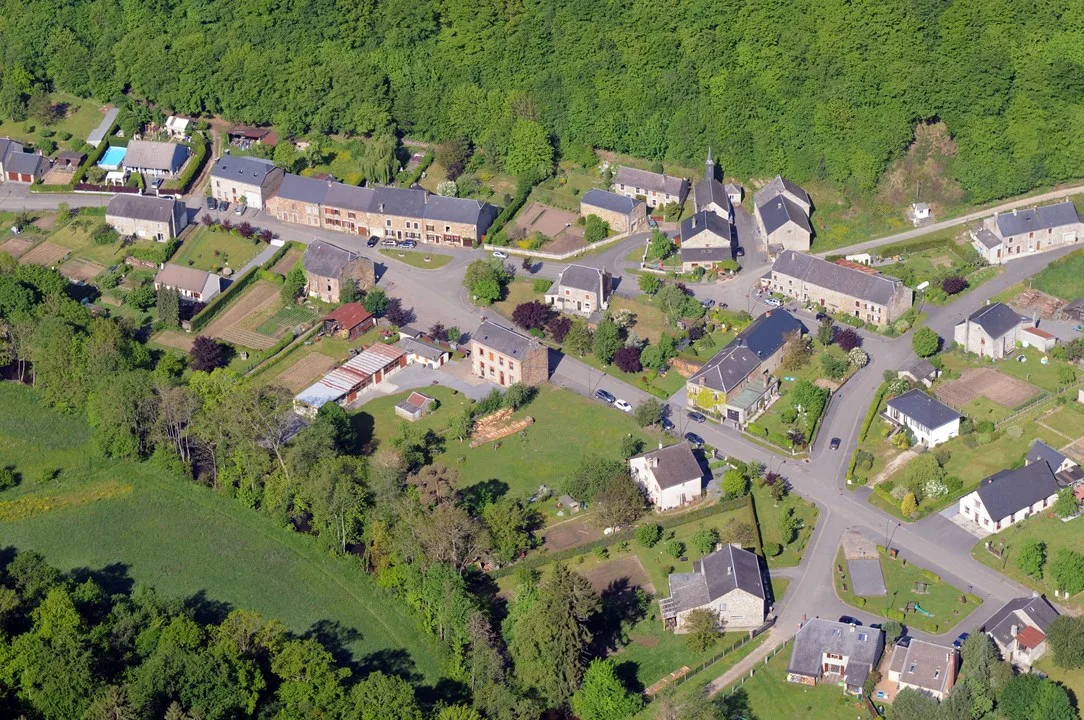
[705,147,715,180]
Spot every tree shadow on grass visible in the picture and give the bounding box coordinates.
[306,618,365,675]
[69,562,134,598]
[714,687,758,720]
[354,647,422,684]
[458,478,509,515]
[185,589,234,626]
[588,577,650,657]
[417,677,471,710]
[352,411,377,453]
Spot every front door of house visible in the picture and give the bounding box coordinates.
[499,371,505,385]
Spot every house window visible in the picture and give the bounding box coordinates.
[413,222,419,229]
[933,670,941,679]
[386,220,392,227]
[445,225,451,232]
[508,362,514,371]
[858,633,867,642]
[499,358,504,367]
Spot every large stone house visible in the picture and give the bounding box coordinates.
[294,342,406,416]
[471,320,548,387]
[971,201,1082,265]
[579,188,647,234]
[678,210,733,272]
[687,309,805,424]
[953,302,1027,359]
[983,595,1059,669]
[787,619,884,695]
[769,250,913,327]
[887,639,958,701]
[884,389,961,448]
[660,544,766,632]
[629,441,703,510]
[754,175,813,253]
[105,194,188,241]
[265,174,498,246]
[210,155,284,210]
[612,166,688,209]
[544,264,612,317]
[302,241,375,303]
[959,461,1061,533]
[123,139,189,178]
[693,149,733,220]
[0,138,48,183]
[153,263,222,304]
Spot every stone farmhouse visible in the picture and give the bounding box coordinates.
[302,241,375,303]
[678,210,734,273]
[660,544,766,632]
[884,389,961,448]
[210,155,284,210]
[471,320,548,387]
[0,138,48,183]
[754,175,813,253]
[579,188,647,234]
[769,250,913,327]
[629,441,703,510]
[544,264,612,318]
[887,639,957,701]
[612,166,688,209]
[106,194,188,241]
[153,263,223,304]
[123,139,189,178]
[983,595,1059,669]
[953,302,1028,359]
[787,618,884,695]
[265,173,498,247]
[693,150,733,220]
[687,309,806,425]
[971,201,1082,264]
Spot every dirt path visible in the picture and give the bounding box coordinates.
[871,448,917,486]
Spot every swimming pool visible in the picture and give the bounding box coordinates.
[98,146,127,170]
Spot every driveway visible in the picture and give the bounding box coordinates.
[345,361,492,410]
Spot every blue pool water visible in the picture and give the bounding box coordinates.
[98,146,127,169]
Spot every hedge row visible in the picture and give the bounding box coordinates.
[398,150,434,188]
[261,240,304,273]
[169,132,210,193]
[847,382,891,482]
[71,135,116,186]
[189,267,259,332]
[484,177,535,245]
[490,495,753,579]
[877,234,957,258]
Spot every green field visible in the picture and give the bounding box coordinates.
[0,92,108,152]
[379,249,453,269]
[0,384,444,678]
[173,226,262,272]
[834,548,981,634]
[1031,248,1084,301]
[753,485,819,569]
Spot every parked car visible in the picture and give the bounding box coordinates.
[206,196,218,210]
[953,632,969,650]
[683,432,705,448]
[614,399,633,413]
[218,201,229,212]
[381,239,398,248]
[686,411,706,424]
[829,437,841,450]
[661,417,675,432]
[839,616,862,626]
[720,303,729,309]
[595,389,616,404]
[815,311,829,321]
[234,203,246,216]
[734,246,745,257]
[700,298,716,309]
[493,250,509,259]
[764,297,783,307]
[401,239,418,249]
[367,236,380,248]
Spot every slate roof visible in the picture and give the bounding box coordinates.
[613,166,688,198]
[0,137,19,164]
[581,188,641,215]
[632,441,703,490]
[154,263,220,295]
[740,308,807,361]
[123,140,188,173]
[886,389,960,430]
[303,241,359,278]
[753,175,811,209]
[680,246,731,263]
[276,173,331,204]
[996,201,1079,237]
[963,302,1023,339]
[107,194,185,224]
[399,337,448,361]
[902,359,937,380]
[473,320,541,361]
[694,174,732,215]
[688,310,805,392]
[974,227,1002,249]
[758,194,813,235]
[661,544,764,618]
[788,619,883,686]
[773,250,907,306]
[211,155,278,184]
[975,462,1060,522]
[555,264,608,295]
[985,596,1059,649]
[679,210,732,245]
[889,639,956,696]
[5,150,47,175]
[1027,440,1069,473]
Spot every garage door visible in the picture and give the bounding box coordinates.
[245,191,261,209]
[18,173,31,183]
[1064,231,1077,243]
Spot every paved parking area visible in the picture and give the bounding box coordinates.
[848,558,887,596]
[939,505,991,539]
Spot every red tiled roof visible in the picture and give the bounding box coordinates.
[405,392,433,409]
[1023,326,1055,339]
[325,302,372,329]
[833,259,880,275]
[1016,625,1045,649]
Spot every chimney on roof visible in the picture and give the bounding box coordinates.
[850,623,856,632]
[380,203,385,212]
[1011,623,1019,638]
[658,442,664,450]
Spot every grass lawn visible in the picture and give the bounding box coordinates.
[491,279,543,318]
[962,395,1012,423]
[256,304,320,336]
[173,226,262,273]
[613,295,671,343]
[1044,404,1084,440]
[1031,248,1084,301]
[971,512,1084,611]
[677,330,737,364]
[0,93,108,152]
[1032,656,1084,709]
[989,346,1069,395]
[753,485,819,569]
[727,645,870,719]
[528,161,608,213]
[40,217,166,268]
[354,385,669,506]
[378,249,453,269]
[0,384,444,678]
[771,578,791,604]
[834,548,981,634]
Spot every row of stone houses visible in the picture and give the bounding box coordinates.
[971,200,1082,265]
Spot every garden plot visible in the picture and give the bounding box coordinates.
[0,237,35,259]
[935,368,1040,409]
[269,247,303,275]
[582,555,656,595]
[19,241,70,267]
[60,257,105,282]
[273,352,338,393]
[204,281,282,350]
[152,330,195,352]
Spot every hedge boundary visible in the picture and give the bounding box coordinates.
[261,240,305,273]
[847,382,890,481]
[189,266,259,332]
[484,177,535,245]
[167,132,210,193]
[398,150,434,188]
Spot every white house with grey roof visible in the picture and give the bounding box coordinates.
[972,201,1082,264]
[612,166,688,209]
[787,618,884,695]
[660,544,765,632]
[953,302,1028,359]
[754,175,813,253]
[544,264,612,318]
[122,139,189,178]
[629,441,703,510]
[0,138,48,183]
[579,188,647,234]
[885,389,960,447]
[211,154,284,210]
[769,250,913,327]
[983,595,1059,668]
[959,461,1060,533]
[887,639,957,700]
[106,194,188,241]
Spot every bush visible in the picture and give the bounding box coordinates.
[0,466,18,490]
[532,279,552,293]
[763,542,781,557]
[126,284,157,310]
[665,540,686,558]
[636,523,662,548]
[854,596,866,607]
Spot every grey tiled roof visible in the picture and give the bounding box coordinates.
[976,462,1060,522]
[772,250,906,306]
[613,166,688,198]
[985,596,1059,648]
[581,188,640,215]
[788,619,883,686]
[886,389,960,430]
[211,155,278,184]
[974,227,1002,249]
[107,194,185,223]
[679,210,732,245]
[903,359,937,380]
[398,337,448,361]
[123,140,188,173]
[276,173,331,204]
[888,639,956,696]
[753,175,810,209]
[688,309,804,392]
[661,544,764,618]
[680,246,730,263]
[303,241,359,278]
[556,264,607,295]
[324,182,376,212]
[694,174,732,215]
[1027,439,1069,473]
[5,150,47,175]
[963,302,1022,339]
[758,194,812,235]
[632,442,703,490]
[996,201,1079,237]
[740,309,806,360]
[473,320,541,361]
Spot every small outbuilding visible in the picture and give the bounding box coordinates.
[395,392,436,422]
[323,302,375,341]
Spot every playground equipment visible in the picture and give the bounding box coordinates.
[913,603,934,617]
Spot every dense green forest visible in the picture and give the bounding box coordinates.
[1,0,1082,201]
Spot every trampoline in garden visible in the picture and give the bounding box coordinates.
[98,146,127,170]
